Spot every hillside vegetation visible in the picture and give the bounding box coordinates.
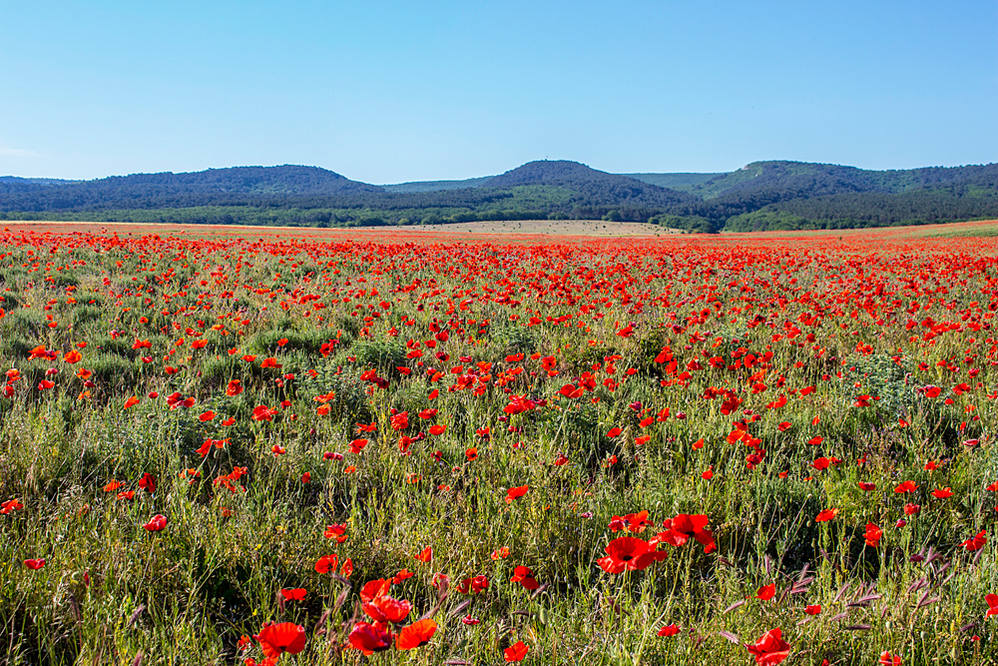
[3,159,998,232]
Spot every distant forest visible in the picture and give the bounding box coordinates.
[3,159,998,232]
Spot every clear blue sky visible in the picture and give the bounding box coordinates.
[1,1,996,183]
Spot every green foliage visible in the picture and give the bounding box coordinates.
[5,159,998,232]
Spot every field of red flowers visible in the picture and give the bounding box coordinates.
[1,224,997,665]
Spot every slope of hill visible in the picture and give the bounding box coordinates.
[483,161,694,210]
[691,161,998,230]
[690,160,998,199]
[623,172,720,192]
[381,176,494,193]
[0,165,382,211]
[0,176,71,186]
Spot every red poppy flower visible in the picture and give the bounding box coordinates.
[392,569,414,584]
[396,618,437,650]
[504,640,529,662]
[985,594,998,616]
[559,383,583,398]
[505,485,528,503]
[456,575,489,594]
[362,595,412,624]
[815,508,838,522]
[254,622,306,658]
[280,588,306,601]
[745,628,790,665]
[864,523,882,548]
[657,623,680,637]
[24,558,46,570]
[324,523,348,542]
[655,513,716,553]
[756,583,776,601]
[390,411,409,430]
[962,530,987,551]
[510,565,539,590]
[597,536,667,573]
[359,578,391,602]
[348,621,392,655]
[137,473,156,494]
[143,514,168,532]
[252,405,277,421]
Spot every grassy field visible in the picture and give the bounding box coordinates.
[1,223,997,665]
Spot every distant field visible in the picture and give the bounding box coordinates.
[912,221,998,238]
[3,217,998,242]
[0,219,674,239]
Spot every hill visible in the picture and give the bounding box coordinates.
[486,160,692,205]
[689,160,998,199]
[0,165,381,211]
[2,159,998,232]
[691,161,998,230]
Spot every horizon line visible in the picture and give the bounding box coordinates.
[3,157,997,185]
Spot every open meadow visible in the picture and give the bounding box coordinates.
[1,221,998,665]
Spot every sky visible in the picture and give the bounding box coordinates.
[1,1,996,183]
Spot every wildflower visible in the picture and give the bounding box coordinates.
[143,514,168,532]
[348,622,392,655]
[504,641,529,662]
[745,628,790,665]
[658,624,680,637]
[597,536,667,574]
[396,619,437,650]
[254,622,306,658]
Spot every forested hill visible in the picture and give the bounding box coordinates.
[0,166,381,211]
[695,161,998,231]
[2,159,997,232]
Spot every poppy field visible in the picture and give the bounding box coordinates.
[2,223,998,665]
